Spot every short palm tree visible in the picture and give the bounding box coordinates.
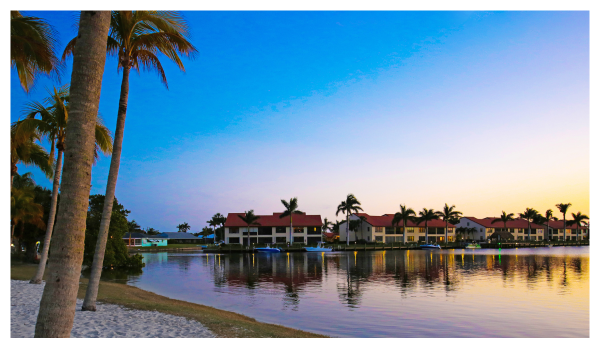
[392,204,416,244]
[492,210,515,240]
[519,208,539,241]
[336,194,363,245]
[435,203,462,243]
[207,213,226,243]
[70,11,197,312]
[176,222,190,232]
[322,218,333,233]
[19,85,113,284]
[280,197,304,244]
[556,203,572,241]
[567,212,589,242]
[417,208,438,243]
[11,11,60,92]
[10,122,53,191]
[238,210,261,247]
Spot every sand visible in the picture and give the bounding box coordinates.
[11,280,215,337]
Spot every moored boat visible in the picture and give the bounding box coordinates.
[304,242,333,252]
[420,244,441,250]
[465,243,481,249]
[255,244,281,253]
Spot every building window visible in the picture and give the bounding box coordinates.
[275,237,286,243]
[375,227,384,233]
[419,228,426,233]
[419,236,426,242]
[385,227,396,234]
[367,227,370,232]
[407,236,415,242]
[480,228,483,232]
[510,228,515,233]
[407,227,414,233]
[518,229,524,233]
[307,227,321,235]
[293,236,304,243]
[275,227,286,233]
[229,228,239,234]
[293,227,304,233]
[229,237,240,244]
[375,236,383,242]
[448,229,453,233]
[258,227,272,235]
[448,236,453,241]
[480,236,483,240]
[467,222,470,226]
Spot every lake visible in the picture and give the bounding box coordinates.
[108,247,589,338]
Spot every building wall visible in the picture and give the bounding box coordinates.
[456,218,547,241]
[339,215,453,243]
[225,226,322,244]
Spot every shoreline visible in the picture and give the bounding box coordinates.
[11,264,328,338]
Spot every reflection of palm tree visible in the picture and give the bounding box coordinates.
[392,204,416,244]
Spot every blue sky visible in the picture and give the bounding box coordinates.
[11,11,589,232]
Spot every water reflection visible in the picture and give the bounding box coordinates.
[122,247,588,338]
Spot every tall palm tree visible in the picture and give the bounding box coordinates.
[349,215,367,242]
[435,203,462,244]
[567,212,589,242]
[417,208,439,243]
[34,11,111,336]
[74,11,197,312]
[21,85,113,285]
[11,11,60,92]
[176,222,190,232]
[545,209,557,241]
[238,210,261,247]
[519,208,539,241]
[10,122,53,191]
[207,214,226,243]
[392,204,416,244]
[491,211,515,239]
[11,186,45,246]
[336,194,363,245]
[280,197,304,244]
[556,203,572,241]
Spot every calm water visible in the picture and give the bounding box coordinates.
[110,247,589,338]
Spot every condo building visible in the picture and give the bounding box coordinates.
[338,213,456,243]
[224,212,323,245]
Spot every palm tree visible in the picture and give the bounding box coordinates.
[392,204,416,244]
[238,210,261,247]
[322,218,333,233]
[176,222,190,232]
[567,212,589,242]
[126,220,142,246]
[34,11,111,335]
[76,12,197,312]
[21,85,113,285]
[435,203,462,244]
[207,213,226,243]
[545,209,558,241]
[11,186,45,248]
[491,211,515,238]
[417,208,439,243]
[280,197,304,244]
[349,215,367,242]
[556,203,572,241]
[519,208,539,241]
[11,11,60,92]
[336,194,364,245]
[332,220,343,233]
[10,122,53,191]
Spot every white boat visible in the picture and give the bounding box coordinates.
[304,242,333,252]
[420,244,441,250]
[255,244,281,253]
[465,243,481,249]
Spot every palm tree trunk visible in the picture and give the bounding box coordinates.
[289,215,293,244]
[425,222,428,243]
[30,148,63,284]
[82,63,132,312]
[547,222,551,241]
[247,225,250,248]
[34,11,111,338]
[445,221,448,244]
[563,214,566,242]
[346,213,349,245]
[528,221,531,241]
[403,221,406,244]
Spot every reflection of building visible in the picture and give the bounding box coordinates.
[339,213,456,243]
[224,212,323,245]
[123,232,167,247]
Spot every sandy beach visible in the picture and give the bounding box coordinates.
[11,280,215,337]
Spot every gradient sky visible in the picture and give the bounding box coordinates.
[11,11,589,233]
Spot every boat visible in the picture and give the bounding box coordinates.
[304,242,333,252]
[255,244,281,253]
[420,244,441,250]
[465,243,481,249]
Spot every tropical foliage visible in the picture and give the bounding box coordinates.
[519,208,539,241]
[280,197,304,244]
[416,208,438,243]
[176,222,191,232]
[567,212,589,241]
[238,210,261,246]
[392,204,416,244]
[436,203,462,243]
[336,194,363,245]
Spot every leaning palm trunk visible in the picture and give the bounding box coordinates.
[34,11,111,338]
[30,148,63,284]
[82,65,131,311]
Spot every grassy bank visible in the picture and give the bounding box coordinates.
[11,264,328,338]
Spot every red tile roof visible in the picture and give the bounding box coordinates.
[225,212,322,227]
[464,217,545,229]
[324,232,339,238]
[355,213,456,228]
[547,220,584,230]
